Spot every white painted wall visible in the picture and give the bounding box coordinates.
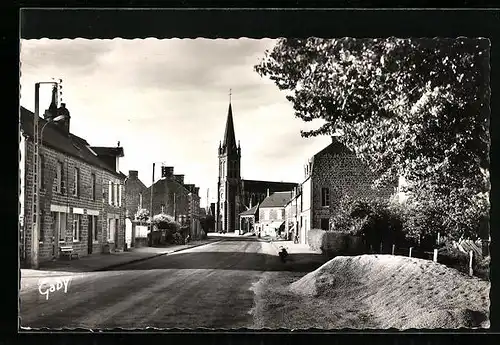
[125,218,133,248]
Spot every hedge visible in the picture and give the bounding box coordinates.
[307,229,365,257]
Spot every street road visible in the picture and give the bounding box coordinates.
[20,237,323,329]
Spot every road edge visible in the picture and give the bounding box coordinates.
[93,239,223,271]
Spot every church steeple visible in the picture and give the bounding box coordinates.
[221,99,237,155]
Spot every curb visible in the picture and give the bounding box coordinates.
[93,239,222,272]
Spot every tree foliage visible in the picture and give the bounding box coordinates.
[152,213,181,232]
[135,208,150,222]
[255,38,490,240]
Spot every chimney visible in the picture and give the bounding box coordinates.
[267,188,270,197]
[129,170,139,179]
[56,103,71,134]
[174,174,185,185]
[162,166,174,179]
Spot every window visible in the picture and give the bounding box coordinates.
[321,187,330,207]
[108,218,115,242]
[73,167,80,196]
[321,218,329,230]
[109,182,114,205]
[73,214,82,242]
[53,212,67,243]
[40,155,45,189]
[39,211,44,243]
[91,173,96,200]
[118,184,122,207]
[89,215,98,241]
[56,161,63,193]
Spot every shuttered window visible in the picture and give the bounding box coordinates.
[108,181,113,205]
[118,185,122,207]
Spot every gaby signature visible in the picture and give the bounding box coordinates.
[38,277,71,300]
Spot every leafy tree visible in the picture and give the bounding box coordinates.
[152,213,181,233]
[255,38,490,240]
[135,208,150,222]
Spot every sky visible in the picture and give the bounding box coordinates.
[20,38,331,208]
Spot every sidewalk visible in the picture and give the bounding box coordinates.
[22,239,219,276]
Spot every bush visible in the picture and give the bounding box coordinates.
[172,232,184,245]
[152,213,181,233]
[308,229,325,252]
[438,245,490,281]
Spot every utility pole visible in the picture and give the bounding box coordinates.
[174,193,176,220]
[149,163,155,246]
[31,83,40,269]
[31,80,62,269]
[206,188,209,214]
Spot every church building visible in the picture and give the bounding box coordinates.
[216,100,298,233]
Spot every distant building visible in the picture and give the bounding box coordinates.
[141,166,202,240]
[19,91,126,267]
[296,136,396,244]
[216,100,298,233]
[123,170,148,248]
[255,191,293,238]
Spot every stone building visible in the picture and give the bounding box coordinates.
[296,136,397,244]
[19,95,126,267]
[140,166,202,239]
[124,170,147,218]
[255,191,293,238]
[216,100,298,233]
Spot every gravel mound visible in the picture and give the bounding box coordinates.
[289,254,490,329]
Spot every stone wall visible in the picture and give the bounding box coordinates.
[22,135,126,264]
[311,146,396,230]
[124,170,147,218]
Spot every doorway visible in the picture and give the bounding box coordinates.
[52,212,67,258]
[87,214,94,254]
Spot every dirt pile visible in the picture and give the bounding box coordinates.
[289,254,490,329]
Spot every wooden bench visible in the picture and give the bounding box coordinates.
[59,245,79,260]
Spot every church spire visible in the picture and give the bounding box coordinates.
[222,91,237,155]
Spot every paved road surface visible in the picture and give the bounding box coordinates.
[20,237,323,329]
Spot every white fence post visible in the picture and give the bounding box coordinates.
[409,247,413,258]
[392,244,395,255]
[433,249,438,262]
[469,250,474,277]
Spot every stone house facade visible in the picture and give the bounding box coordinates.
[124,170,147,218]
[256,191,293,238]
[19,105,126,267]
[296,136,396,244]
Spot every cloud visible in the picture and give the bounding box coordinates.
[20,38,331,207]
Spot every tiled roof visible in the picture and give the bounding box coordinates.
[260,191,293,208]
[240,204,258,216]
[20,106,124,178]
[91,146,124,157]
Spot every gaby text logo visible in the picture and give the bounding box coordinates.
[38,277,71,300]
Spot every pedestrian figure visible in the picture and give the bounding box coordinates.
[294,234,299,244]
[185,234,190,245]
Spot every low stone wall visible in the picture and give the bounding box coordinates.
[308,229,364,257]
